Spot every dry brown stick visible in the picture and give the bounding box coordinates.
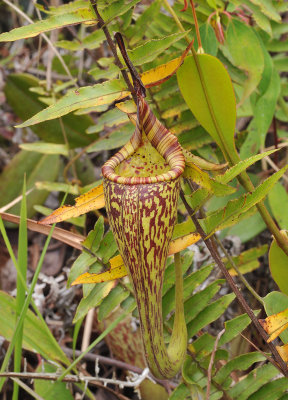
[62,347,177,389]
[206,329,225,400]
[180,189,288,377]
[0,372,130,400]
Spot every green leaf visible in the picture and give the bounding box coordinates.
[224,19,264,105]
[101,0,141,22]
[245,0,272,35]
[127,31,189,66]
[86,108,129,134]
[56,29,105,51]
[177,53,237,159]
[16,79,128,127]
[221,209,267,243]
[34,363,74,400]
[96,230,118,264]
[248,378,288,400]
[83,217,105,252]
[98,286,130,321]
[249,0,281,22]
[228,363,279,400]
[73,282,115,323]
[126,0,161,45]
[169,383,191,400]
[4,74,97,147]
[219,313,252,346]
[214,353,266,386]
[0,291,69,365]
[67,253,101,288]
[201,165,288,235]
[216,149,277,184]
[87,124,133,152]
[163,265,213,318]
[274,56,288,73]
[36,0,89,14]
[0,151,59,219]
[183,280,225,324]
[20,142,69,156]
[183,165,235,196]
[269,233,288,296]
[187,293,235,338]
[0,9,95,42]
[199,23,218,57]
[88,63,120,81]
[163,265,213,319]
[35,181,79,195]
[268,182,288,230]
[263,291,288,343]
[241,68,281,158]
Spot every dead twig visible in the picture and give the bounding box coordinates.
[206,329,225,400]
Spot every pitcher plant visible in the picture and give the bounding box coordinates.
[40,34,203,379]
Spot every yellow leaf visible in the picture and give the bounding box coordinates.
[168,232,200,255]
[72,265,128,285]
[39,183,105,225]
[116,100,137,114]
[276,343,288,363]
[259,307,288,342]
[72,232,201,285]
[141,41,193,88]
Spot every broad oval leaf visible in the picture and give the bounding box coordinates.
[223,19,264,105]
[269,231,288,296]
[177,54,237,159]
[0,9,95,42]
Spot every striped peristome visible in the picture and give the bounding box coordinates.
[102,97,185,184]
[102,97,187,379]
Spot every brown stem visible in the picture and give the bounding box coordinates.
[180,189,288,377]
[89,0,137,103]
[189,0,203,52]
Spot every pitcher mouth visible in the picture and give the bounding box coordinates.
[102,98,185,185]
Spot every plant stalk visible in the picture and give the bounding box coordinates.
[89,0,136,103]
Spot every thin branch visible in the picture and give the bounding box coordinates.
[62,347,177,389]
[180,189,288,377]
[215,237,264,306]
[1,373,130,400]
[0,369,151,388]
[206,329,225,400]
[89,0,136,103]
[240,333,281,371]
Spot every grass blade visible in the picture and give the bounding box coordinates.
[13,179,28,400]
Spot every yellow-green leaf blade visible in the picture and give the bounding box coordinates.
[17,80,128,128]
[177,54,237,158]
[0,9,95,42]
[39,183,105,225]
